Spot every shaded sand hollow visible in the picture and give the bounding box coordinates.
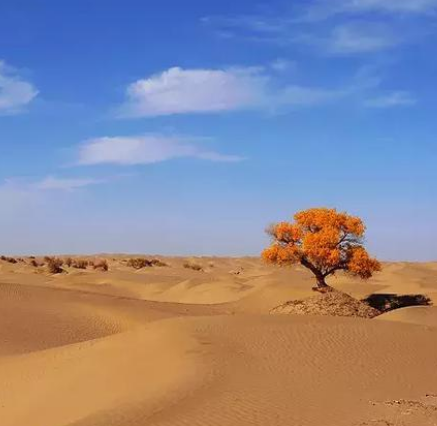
[1,256,437,426]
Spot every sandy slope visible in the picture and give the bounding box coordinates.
[377,306,437,328]
[1,257,437,426]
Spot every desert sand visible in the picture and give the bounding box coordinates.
[1,256,437,426]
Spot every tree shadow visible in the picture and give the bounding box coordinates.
[362,293,432,313]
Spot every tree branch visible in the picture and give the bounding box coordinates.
[300,256,322,278]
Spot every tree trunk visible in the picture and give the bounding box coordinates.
[312,275,332,293]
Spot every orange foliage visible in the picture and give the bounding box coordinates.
[262,208,381,290]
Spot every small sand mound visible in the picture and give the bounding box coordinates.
[271,290,381,318]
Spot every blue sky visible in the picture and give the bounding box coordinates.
[1,0,436,260]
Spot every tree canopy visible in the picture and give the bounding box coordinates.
[262,208,381,291]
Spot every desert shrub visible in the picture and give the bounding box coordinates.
[1,256,17,264]
[150,258,167,267]
[93,259,109,271]
[47,257,64,274]
[64,257,73,267]
[127,258,153,269]
[183,260,203,271]
[30,259,39,267]
[72,259,89,269]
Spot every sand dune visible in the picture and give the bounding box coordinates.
[377,305,437,328]
[1,257,437,425]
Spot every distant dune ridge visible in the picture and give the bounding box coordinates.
[1,256,437,426]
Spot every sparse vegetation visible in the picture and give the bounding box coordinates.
[93,259,109,271]
[183,259,203,271]
[30,259,40,267]
[125,257,168,269]
[72,259,89,269]
[127,258,153,269]
[47,257,64,274]
[150,258,167,267]
[0,256,17,264]
[65,257,73,267]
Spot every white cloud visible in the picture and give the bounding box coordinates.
[77,135,244,166]
[0,60,38,115]
[364,91,417,108]
[119,66,351,117]
[119,67,267,117]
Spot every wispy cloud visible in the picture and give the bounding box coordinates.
[320,22,400,54]
[0,60,38,115]
[77,135,244,166]
[203,1,435,55]
[270,58,296,72]
[278,85,349,105]
[303,0,437,20]
[118,66,352,118]
[33,176,106,191]
[364,91,417,108]
[200,15,290,36]
[201,15,294,45]
[1,176,106,194]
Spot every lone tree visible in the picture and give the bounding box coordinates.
[262,208,381,292]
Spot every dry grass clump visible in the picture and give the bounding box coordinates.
[126,258,153,269]
[0,255,17,264]
[64,257,73,267]
[125,257,168,269]
[29,259,40,267]
[271,290,381,319]
[183,259,203,272]
[150,258,168,267]
[92,259,109,271]
[71,259,89,269]
[46,257,65,274]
